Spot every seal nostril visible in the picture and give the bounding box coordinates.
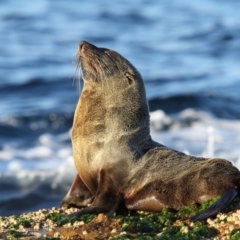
[79,41,90,53]
[79,41,85,51]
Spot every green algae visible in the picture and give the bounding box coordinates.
[45,212,63,223]
[56,212,95,226]
[5,229,25,239]
[177,196,220,217]
[5,215,31,229]
[112,222,218,240]
[78,213,95,223]
[230,228,240,240]
[113,198,222,239]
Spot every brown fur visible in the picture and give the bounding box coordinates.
[61,41,240,220]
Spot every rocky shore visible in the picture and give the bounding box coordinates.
[1,199,240,239]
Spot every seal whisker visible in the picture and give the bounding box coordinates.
[72,54,83,94]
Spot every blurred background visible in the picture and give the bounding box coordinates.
[0,0,240,216]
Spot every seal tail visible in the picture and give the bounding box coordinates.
[190,188,238,221]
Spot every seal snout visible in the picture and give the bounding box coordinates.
[79,40,98,57]
[78,40,88,57]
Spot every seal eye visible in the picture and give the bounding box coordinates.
[126,73,134,85]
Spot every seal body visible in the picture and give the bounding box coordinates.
[61,41,240,220]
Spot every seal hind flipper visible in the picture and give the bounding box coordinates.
[67,170,121,218]
[61,174,93,208]
[190,188,238,221]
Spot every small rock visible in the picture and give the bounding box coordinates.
[30,232,42,238]
[53,232,61,237]
[34,223,41,230]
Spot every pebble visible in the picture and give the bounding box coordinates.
[30,232,42,238]
[33,223,40,230]
[53,232,61,237]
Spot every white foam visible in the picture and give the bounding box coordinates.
[150,108,240,168]
[39,133,55,145]
[0,130,74,189]
[8,160,22,171]
[1,110,240,188]
[0,145,14,161]
[150,110,172,131]
[24,146,53,159]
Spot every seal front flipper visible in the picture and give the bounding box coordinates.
[190,188,238,221]
[67,169,121,218]
[61,174,93,208]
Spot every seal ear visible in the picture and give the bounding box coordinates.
[126,72,134,85]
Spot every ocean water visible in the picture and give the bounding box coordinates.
[0,0,240,216]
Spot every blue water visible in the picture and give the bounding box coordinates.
[0,0,240,216]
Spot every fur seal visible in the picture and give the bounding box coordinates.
[61,40,240,221]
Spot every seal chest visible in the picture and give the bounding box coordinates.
[61,41,240,221]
